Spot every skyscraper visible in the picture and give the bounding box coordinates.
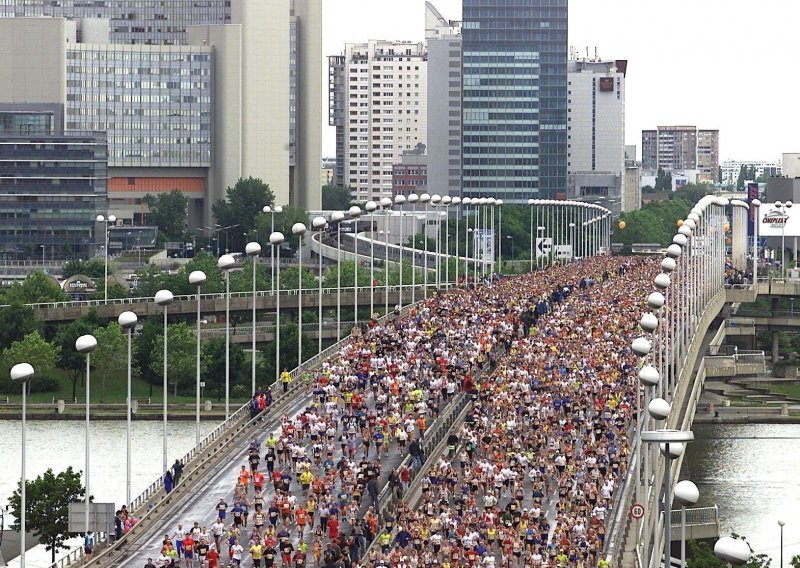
[461,0,568,203]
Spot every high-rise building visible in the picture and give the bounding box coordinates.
[461,0,568,203]
[697,129,720,182]
[720,159,781,185]
[425,2,461,199]
[0,0,322,238]
[641,125,720,183]
[566,57,626,214]
[328,40,428,202]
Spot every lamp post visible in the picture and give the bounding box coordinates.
[453,197,461,286]
[431,195,442,289]
[95,214,116,303]
[154,290,173,474]
[365,202,378,314]
[442,196,452,287]
[11,362,34,568]
[379,197,393,310]
[394,196,407,301]
[312,217,327,352]
[347,206,362,324]
[674,480,700,568]
[714,536,751,568]
[641,429,695,568]
[778,520,786,568]
[188,271,206,444]
[245,242,262,396]
[419,193,431,294]
[75,334,98,537]
[569,222,576,261]
[269,233,285,384]
[496,199,504,275]
[463,198,472,280]
[118,311,138,507]
[405,195,418,304]
[217,255,235,419]
[506,235,514,262]
[775,200,793,277]
[329,212,345,338]
[752,199,761,281]
[263,206,283,293]
[292,223,307,366]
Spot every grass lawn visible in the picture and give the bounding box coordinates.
[764,381,800,402]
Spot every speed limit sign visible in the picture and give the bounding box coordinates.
[630,503,645,519]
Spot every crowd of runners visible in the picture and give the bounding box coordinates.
[151,255,656,568]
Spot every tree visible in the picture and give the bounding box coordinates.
[737,164,748,190]
[144,189,189,240]
[259,323,314,384]
[4,271,69,304]
[0,331,60,394]
[255,205,310,255]
[201,336,247,400]
[641,184,656,194]
[688,537,771,568]
[62,258,106,279]
[149,322,197,396]
[92,322,126,402]
[213,177,275,253]
[322,185,352,210]
[8,467,86,563]
[53,311,101,400]
[0,302,39,351]
[133,317,162,395]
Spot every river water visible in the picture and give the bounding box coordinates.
[1,420,216,568]
[684,422,800,564]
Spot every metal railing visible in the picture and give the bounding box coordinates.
[670,505,719,527]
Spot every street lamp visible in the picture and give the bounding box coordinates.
[419,193,431,294]
[365,201,379,313]
[405,195,418,304]
[75,334,98,537]
[674,480,700,568]
[217,254,236,418]
[291,223,307,366]
[379,197,393,310]
[154,290,173,474]
[641,429,695,568]
[11,362,34,568]
[329,212,345,338]
[95,214,116,303]
[496,198,504,276]
[347,206,362,324]
[442,196,452,287]
[394,196,406,302]
[752,199,761,280]
[312,217,327,352]
[463,198,472,280]
[452,197,461,286]
[714,536,751,567]
[778,520,786,568]
[189,271,206,443]
[263,206,283,293]
[245,242,261,396]
[431,194,442,288]
[774,200,793,277]
[268,233,285,385]
[118,311,137,508]
[569,222,576,261]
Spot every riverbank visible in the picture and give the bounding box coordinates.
[693,414,800,424]
[0,402,242,420]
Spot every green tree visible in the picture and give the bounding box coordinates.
[278,265,320,291]
[789,554,800,568]
[259,323,314,384]
[321,185,352,210]
[133,317,161,395]
[213,177,275,252]
[671,182,713,205]
[4,271,69,304]
[144,189,189,240]
[92,322,126,402]
[90,280,130,301]
[62,258,106,279]
[149,322,197,396]
[322,260,372,288]
[641,184,656,194]
[201,335,248,400]
[255,205,309,255]
[53,310,101,400]
[0,302,39,350]
[8,467,86,563]
[737,164,748,190]
[688,537,771,568]
[0,331,60,394]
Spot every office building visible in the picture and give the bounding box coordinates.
[566,56,626,214]
[623,145,642,213]
[721,159,781,184]
[0,130,107,260]
[328,40,428,202]
[461,0,568,203]
[392,149,428,197]
[425,1,461,198]
[0,1,322,233]
[641,125,719,182]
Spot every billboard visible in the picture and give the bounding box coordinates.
[598,77,614,92]
[758,203,800,237]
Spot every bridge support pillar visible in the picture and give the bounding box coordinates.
[773,331,781,363]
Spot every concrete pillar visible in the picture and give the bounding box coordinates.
[773,331,781,363]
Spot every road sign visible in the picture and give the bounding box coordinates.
[535,237,553,258]
[630,503,645,519]
[554,244,573,260]
[69,502,117,533]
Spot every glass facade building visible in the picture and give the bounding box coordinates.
[461,0,567,202]
[0,132,107,260]
[65,44,212,167]
[0,0,230,45]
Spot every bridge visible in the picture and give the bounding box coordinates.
[10,196,789,568]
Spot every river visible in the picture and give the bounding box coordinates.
[684,422,800,564]
[1,420,216,568]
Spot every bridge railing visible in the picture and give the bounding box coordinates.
[670,505,719,527]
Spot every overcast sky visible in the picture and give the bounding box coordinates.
[322,0,798,162]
